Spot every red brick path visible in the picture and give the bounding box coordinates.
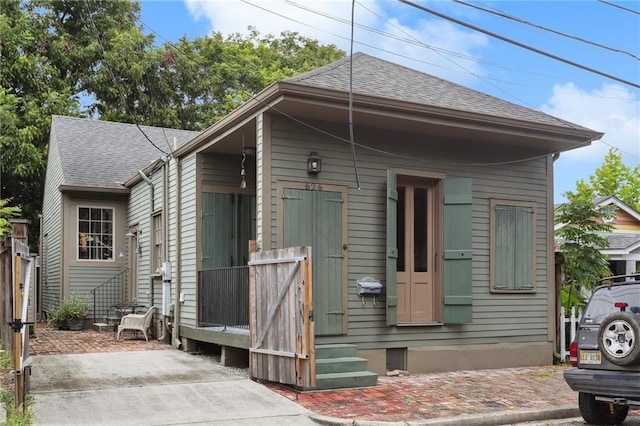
[30,322,171,355]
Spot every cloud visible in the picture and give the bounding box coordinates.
[183,0,488,85]
[541,82,640,164]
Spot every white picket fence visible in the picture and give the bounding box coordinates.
[559,306,582,361]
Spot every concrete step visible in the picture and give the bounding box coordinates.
[314,371,378,390]
[316,356,368,374]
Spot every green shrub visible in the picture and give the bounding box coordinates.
[47,294,90,329]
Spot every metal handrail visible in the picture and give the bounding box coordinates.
[90,268,129,322]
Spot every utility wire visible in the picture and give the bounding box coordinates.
[138,16,602,168]
[81,0,170,157]
[455,0,640,61]
[598,0,640,15]
[400,0,640,89]
[261,0,637,100]
[348,0,361,189]
[355,0,583,132]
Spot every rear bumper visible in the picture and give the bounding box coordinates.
[564,367,640,400]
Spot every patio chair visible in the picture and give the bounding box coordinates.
[116,306,156,341]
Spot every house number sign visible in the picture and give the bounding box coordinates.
[305,183,323,191]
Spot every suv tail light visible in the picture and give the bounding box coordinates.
[569,341,578,366]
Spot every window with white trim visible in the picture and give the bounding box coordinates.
[78,207,114,261]
[490,199,536,292]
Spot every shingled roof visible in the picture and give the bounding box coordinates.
[51,116,199,190]
[285,52,588,130]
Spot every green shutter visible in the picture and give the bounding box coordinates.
[386,169,398,325]
[494,205,513,289]
[443,177,473,324]
[202,193,235,269]
[495,205,533,290]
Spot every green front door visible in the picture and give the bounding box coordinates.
[202,192,256,269]
[283,188,344,336]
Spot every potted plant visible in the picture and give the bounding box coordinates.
[48,295,91,330]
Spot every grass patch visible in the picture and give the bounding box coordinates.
[0,346,33,426]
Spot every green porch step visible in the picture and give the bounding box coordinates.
[314,371,378,390]
[315,343,359,359]
[309,344,378,391]
[316,357,368,374]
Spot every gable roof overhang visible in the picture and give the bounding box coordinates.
[174,80,602,159]
[595,196,640,221]
[59,184,130,196]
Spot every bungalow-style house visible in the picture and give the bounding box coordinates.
[571,196,640,276]
[599,197,640,276]
[40,118,199,319]
[41,53,603,388]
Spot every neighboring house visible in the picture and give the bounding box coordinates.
[554,196,640,279]
[595,196,640,276]
[41,53,603,385]
[40,116,199,318]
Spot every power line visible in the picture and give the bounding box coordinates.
[400,0,640,89]
[355,0,585,132]
[598,0,640,15]
[137,17,582,168]
[348,0,361,189]
[81,0,170,156]
[454,0,640,61]
[259,0,637,101]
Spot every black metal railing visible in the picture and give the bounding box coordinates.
[198,266,249,329]
[91,269,128,322]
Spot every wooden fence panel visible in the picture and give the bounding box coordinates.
[249,246,315,388]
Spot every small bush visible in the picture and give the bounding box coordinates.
[47,294,90,329]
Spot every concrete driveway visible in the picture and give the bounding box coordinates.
[29,350,316,425]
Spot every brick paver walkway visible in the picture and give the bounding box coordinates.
[30,322,171,355]
[268,365,578,422]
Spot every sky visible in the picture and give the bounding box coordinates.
[138,0,640,202]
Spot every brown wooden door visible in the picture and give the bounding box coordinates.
[397,182,435,323]
[248,246,315,388]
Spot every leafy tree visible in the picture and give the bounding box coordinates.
[555,183,616,309]
[94,28,345,130]
[577,148,640,211]
[1,0,344,251]
[0,198,22,237]
[1,0,142,248]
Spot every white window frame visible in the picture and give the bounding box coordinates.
[77,206,115,262]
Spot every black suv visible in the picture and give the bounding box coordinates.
[564,274,640,425]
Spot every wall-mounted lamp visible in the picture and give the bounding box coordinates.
[126,226,141,238]
[118,249,125,258]
[307,152,321,175]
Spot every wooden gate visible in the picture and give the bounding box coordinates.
[0,224,34,409]
[248,246,315,388]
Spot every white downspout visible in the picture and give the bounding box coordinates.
[171,156,182,348]
[158,156,171,343]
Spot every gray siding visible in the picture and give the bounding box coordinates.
[178,154,198,326]
[201,153,256,189]
[67,266,123,314]
[128,179,153,304]
[268,115,550,350]
[41,132,65,312]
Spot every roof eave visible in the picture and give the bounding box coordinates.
[275,82,603,144]
[173,83,282,158]
[59,184,130,195]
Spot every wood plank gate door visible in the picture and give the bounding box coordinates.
[0,237,34,408]
[248,246,315,388]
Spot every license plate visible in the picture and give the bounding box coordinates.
[580,350,601,365]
